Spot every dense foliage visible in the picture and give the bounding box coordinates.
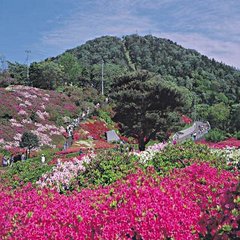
[77,150,138,188]
[19,131,39,157]
[149,141,227,174]
[111,71,191,150]
[1,156,53,188]
[62,35,240,107]
[205,129,227,143]
[29,61,64,90]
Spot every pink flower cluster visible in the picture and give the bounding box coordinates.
[146,142,167,152]
[0,85,79,149]
[199,138,240,149]
[0,164,238,239]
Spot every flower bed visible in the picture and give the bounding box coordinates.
[80,119,109,140]
[47,155,84,166]
[56,147,82,155]
[36,154,93,192]
[94,140,114,149]
[199,137,240,149]
[0,163,238,239]
[0,86,79,149]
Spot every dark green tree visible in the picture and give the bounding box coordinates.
[58,52,82,85]
[7,61,27,85]
[207,102,230,130]
[0,72,16,87]
[230,104,240,132]
[29,61,64,89]
[110,71,192,150]
[19,132,39,158]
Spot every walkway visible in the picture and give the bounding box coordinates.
[173,121,211,143]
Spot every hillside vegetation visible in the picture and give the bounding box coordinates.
[2,34,240,133]
[0,85,100,149]
[64,35,240,105]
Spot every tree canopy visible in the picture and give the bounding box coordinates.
[29,61,64,90]
[110,71,192,150]
[19,131,39,158]
[7,61,27,85]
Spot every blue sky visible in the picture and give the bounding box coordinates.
[0,0,240,69]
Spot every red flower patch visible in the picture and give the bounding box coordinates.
[94,140,114,149]
[56,147,81,155]
[81,120,109,140]
[181,115,192,124]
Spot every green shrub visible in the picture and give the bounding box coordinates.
[205,129,227,142]
[97,109,114,126]
[77,150,139,188]
[234,131,240,140]
[150,141,226,175]
[0,148,11,158]
[1,155,54,188]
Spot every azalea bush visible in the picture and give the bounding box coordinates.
[205,129,227,142]
[1,148,58,187]
[94,140,114,149]
[235,131,240,140]
[80,119,109,140]
[97,109,114,126]
[37,149,138,192]
[1,158,53,188]
[150,141,227,175]
[211,147,240,171]
[0,85,79,149]
[36,154,94,193]
[0,164,238,239]
[199,137,240,149]
[77,150,139,188]
[134,142,167,164]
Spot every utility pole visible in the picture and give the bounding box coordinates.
[25,50,31,80]
[0,54,5,72]
[101,59,104,95]
[194,95,197,122]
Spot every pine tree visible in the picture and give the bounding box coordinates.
[111,71,191,150]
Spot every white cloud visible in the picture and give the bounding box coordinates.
[157,32,240,69]
[41,5,153,48]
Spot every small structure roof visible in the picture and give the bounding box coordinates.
[106,130,120,142]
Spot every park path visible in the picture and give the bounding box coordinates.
[173,121,211,143]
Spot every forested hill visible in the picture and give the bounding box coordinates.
[52,34,240,105]
[3,34,240,133]
[5,34,240,106]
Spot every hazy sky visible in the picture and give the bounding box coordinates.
[0,0,240,69]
